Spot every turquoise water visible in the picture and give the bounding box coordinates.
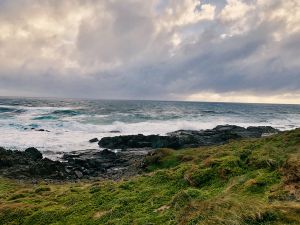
[0,97,299,156]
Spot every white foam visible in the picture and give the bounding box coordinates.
[0,117,299,154]
[0,103,299,155]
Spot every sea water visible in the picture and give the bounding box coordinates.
[0,97,299,158]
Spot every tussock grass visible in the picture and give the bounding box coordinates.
[0,129,299,224]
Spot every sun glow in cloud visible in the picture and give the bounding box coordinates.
[186,92,300,104]
[0,0,299,104]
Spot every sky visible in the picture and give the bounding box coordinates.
[0,0,299,104]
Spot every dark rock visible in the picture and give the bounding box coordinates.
[110,130,121,133]
[89,138,99,143]
[28,158,65,178]
[0,146,145,180]
[99,125,279,150]
[246,126,278,136]
[0,147,76,180]
[75,170,83,178]
[100,149,117,158]
[0,148,15,168]
[24,147,43,160]
[99,134,180,149]
[62,148,148,180]
[36,129,50,132]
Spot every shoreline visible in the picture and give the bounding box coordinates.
[0,125,281,181]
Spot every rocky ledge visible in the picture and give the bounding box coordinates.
[98,125,279,149]
[0,125,279,180]
[0,147,68,180]
[0,147,146,180]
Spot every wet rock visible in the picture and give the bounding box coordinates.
[110,130,121,133]
[99,125,279,150]
[99,134,180,149]
[89,138,99,143]
[25,147,43,160]
[36,129,50,132]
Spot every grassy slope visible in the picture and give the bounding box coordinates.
[0,129,299,225]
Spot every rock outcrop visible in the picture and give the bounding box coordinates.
[0,125,279,180]
[98,125,279,149]
[0,147,146,180]
[89,138,99,143]
[62,148,146,180]
[0,147,69,179]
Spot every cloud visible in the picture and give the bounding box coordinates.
[0,0,299,103]
[186,91,300,104]
[220,0,254,22]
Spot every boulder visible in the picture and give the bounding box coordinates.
[89,138,99,143]
[110,130,121,133]
[25,147,43,160]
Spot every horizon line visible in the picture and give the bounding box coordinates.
[0,95,299,106]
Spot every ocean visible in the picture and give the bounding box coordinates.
[0,97,299,158]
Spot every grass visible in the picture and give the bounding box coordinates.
[0,129,299,224]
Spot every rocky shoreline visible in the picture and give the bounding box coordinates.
[0,125,279,181]
[98,125,278,149]
[0,147,147,180]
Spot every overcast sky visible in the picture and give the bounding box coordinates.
[0,0,299,103]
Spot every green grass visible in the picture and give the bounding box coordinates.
[0,129,299,224]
